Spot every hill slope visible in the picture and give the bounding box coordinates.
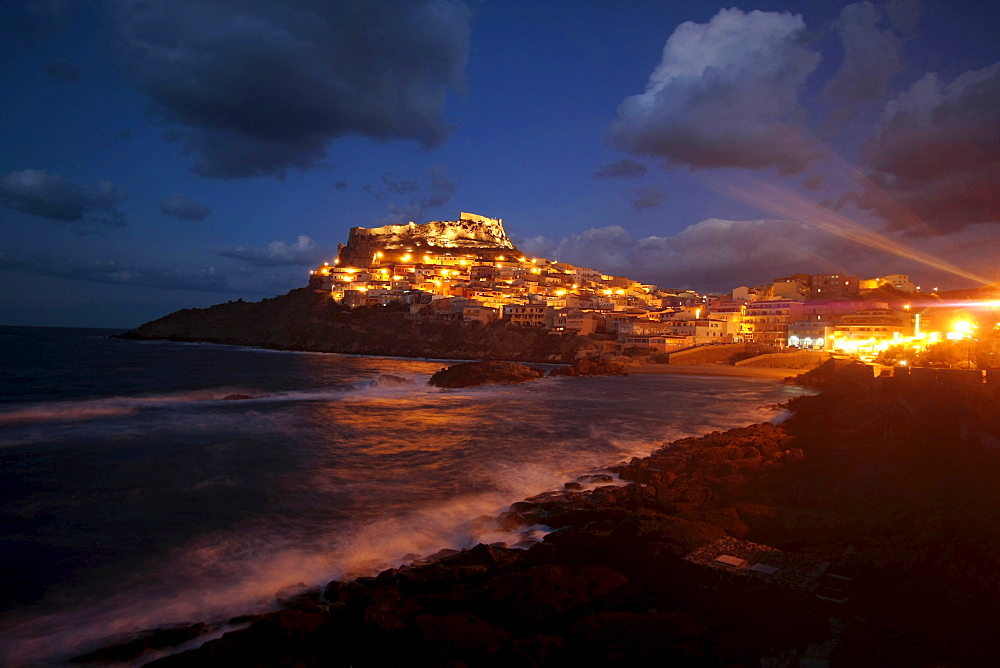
[122,288,589,362]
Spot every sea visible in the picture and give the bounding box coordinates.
[0,326,805,665]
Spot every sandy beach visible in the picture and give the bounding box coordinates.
[629,363,802,380]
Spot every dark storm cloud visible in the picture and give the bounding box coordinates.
[215,236,330,267]
[107,0,472,179]
[381,173,422,196]
[823,2,903,110]
[372,164,458,225]
[856,62,1000,233]
[609,8,823,175]
[158,194,211,221]
[631,186,665,210]
[0,169,125,226]
[0,250,234,293]
[594,159,647,179]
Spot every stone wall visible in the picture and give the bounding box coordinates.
[338,213,517,266]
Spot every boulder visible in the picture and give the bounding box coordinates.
[428,361,544,388]
[369,374,416,388]
[487,564,629,623]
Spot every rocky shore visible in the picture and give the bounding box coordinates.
[77,364,1000,666]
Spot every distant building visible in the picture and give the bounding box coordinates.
[503,304,551,327]
[861,274,917,293]
[809,273,860,299]
[741,300,805,345]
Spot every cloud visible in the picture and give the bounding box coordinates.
[107,0,472,179]
[608,8,822,174]
[158,193,211,221]
[0,169,125,226]
[371,163,458,224]
[594,159,647,179]
[856,62,1000,233]
[823,2,904,114]
[380,173,422,196]
[631,186,665,210]
[333,181,349,191]
[0,250,234,293]
[516,217,902,292]
[215,235,330,267]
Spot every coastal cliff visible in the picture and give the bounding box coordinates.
[85,367,1000,666]
[121,288,589,362]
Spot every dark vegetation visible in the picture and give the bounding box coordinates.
[121,288,591,363]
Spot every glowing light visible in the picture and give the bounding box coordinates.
[710,176,992,286]
[402,253,412,261]
[952,320,974,336]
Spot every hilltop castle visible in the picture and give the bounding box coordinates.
[335,212,517,267]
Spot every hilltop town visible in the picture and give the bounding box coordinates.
[310,212,998,366]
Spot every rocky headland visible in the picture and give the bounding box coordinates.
[119,287,589,363]
[75,363,1000,666]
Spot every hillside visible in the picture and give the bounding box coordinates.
[121,288,591,362]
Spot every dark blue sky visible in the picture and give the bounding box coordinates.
[3,0,998,327]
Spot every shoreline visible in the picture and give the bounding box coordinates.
[119,365,1000,666]
[629,362,802,380]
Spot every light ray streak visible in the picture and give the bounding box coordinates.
[710,177,991,286]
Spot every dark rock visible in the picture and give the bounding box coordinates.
[71,623,208,663]
[568,611,704,662]
[369,374,416,388]
[429,361,544,388]
[415,612,510,657]
[577,473,615,484]
[488,564,629,624]
[275,583,323,611]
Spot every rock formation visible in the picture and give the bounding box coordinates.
[428,361,544,388]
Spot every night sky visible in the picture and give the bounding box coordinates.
[3,0,998,327]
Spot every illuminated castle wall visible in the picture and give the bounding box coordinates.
[337,212,517,267]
